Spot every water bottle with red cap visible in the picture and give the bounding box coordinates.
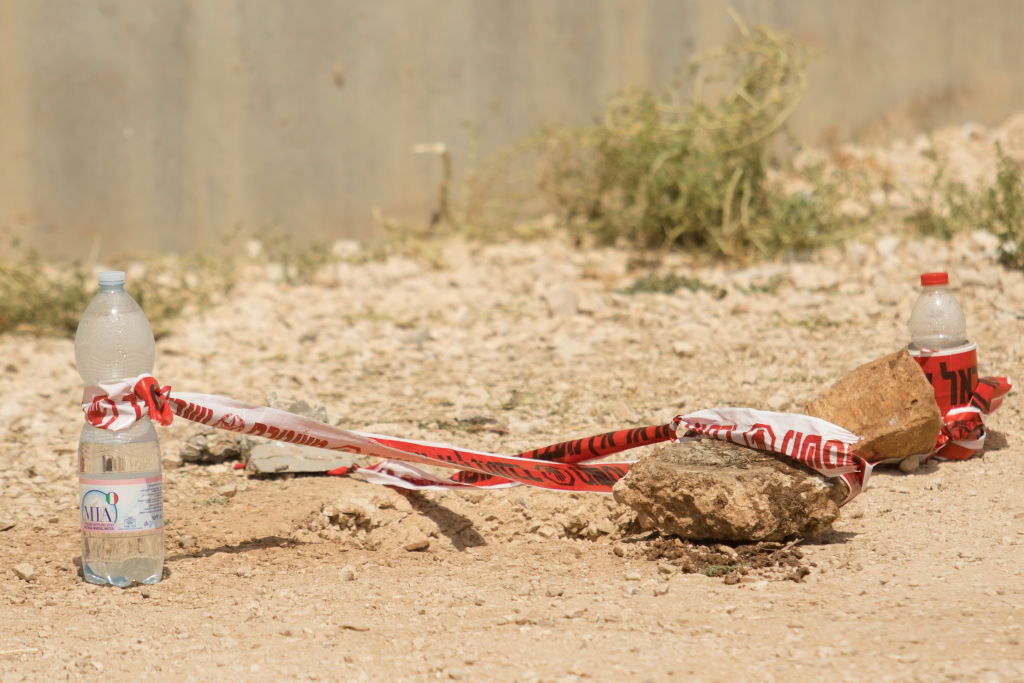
[908,272,967,351]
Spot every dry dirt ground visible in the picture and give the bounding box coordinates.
[3,125,1024,681]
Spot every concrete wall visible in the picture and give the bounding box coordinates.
[2,0,1023,259]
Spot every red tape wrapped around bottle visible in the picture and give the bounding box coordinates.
[909,343,1012,460]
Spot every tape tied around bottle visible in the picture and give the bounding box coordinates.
[907,343,1013,461]
[907,341,979,415]
[81,375,174,430]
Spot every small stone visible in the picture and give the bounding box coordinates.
[139,587,152,599]
[13,563,35,581]
[543,283,579,317]
[403,535,430,552]
[339,622,370,632]
[844,241,872,268]
[838,198,870,220]
[867,189,887,209]
[537,525,558,539]
[653,582,670,596]
[961,268,1000,288]
[218,484,238,499]
[612,544,626,558]
[545,584,564,597]
[624,570,642,581]
[969,230,1001,253]
[887,191,911,211]
[898,454,921,473]
[875,235,901,257]
[179,534,197,549]
[672,341,698,357]
[610,401,639,423]
[339,565,357,581]
[0,520,15,532]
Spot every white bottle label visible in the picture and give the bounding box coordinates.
[79,475,163,533]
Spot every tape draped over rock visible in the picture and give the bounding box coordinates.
[613,440,845,542]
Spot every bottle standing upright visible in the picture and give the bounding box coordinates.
[75,271,164,586]
[907,271,978,417]
[908,271,967,350]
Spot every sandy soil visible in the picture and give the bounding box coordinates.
[2,124,1024,681]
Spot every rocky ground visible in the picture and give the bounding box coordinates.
[1,116,1023,681]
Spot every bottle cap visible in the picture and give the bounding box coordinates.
[920,272,949,286]
[97,271,126,287]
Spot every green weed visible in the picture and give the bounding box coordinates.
[985,144,1024,269]
[620,273,726,298]
[907,142,1024,268]
[0,240,236,338]
[535,16,852,259]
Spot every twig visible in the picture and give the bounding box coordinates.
[0,647,40,656]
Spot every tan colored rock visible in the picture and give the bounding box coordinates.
[804,349,941,462]
[612,441,845,542]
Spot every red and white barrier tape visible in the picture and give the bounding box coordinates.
[908,343,1012,461]
[84,376,873,502]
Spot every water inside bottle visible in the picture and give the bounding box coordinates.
[79,437,164,586]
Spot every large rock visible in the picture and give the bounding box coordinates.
[804,349,941,462]
[613,441,845,542]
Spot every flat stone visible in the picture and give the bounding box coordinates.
[248,442,354,474]
[180,430,251,464]
[804,349,941,462]
[13,563,35,581]
[613,440,845,542]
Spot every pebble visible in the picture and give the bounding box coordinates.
[672,341,698,357]
[838,198,870,220]
[542,283,579,317]
[874,235,902,257]
[898,454,921,473]
[339,565,357,581]
[218,484,238,499]
[403,535,430,552]
[13,563,35,581]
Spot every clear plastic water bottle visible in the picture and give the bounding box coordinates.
[908,272,967,350]
[75,271,164,586]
